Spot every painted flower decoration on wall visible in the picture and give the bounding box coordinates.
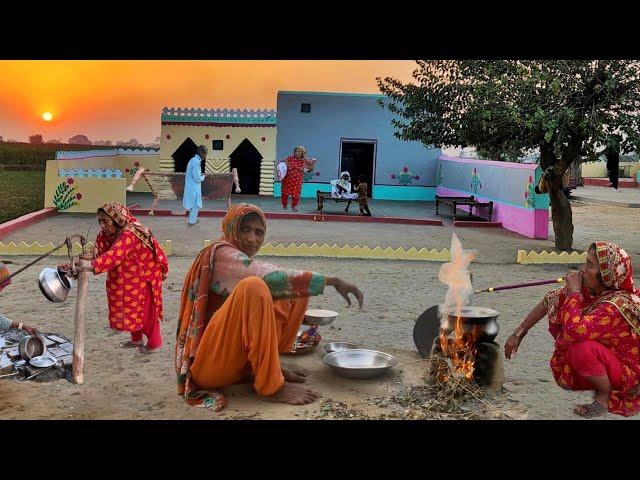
[470,167,482,194]
[390,166,420,185]
[225,135,231,140]
[53,179,80,211]
[524,175,536,208]
[166,134,171,140]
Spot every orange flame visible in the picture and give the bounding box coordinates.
[437,233,479,382]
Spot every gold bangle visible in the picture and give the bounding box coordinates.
[513,327,527,339]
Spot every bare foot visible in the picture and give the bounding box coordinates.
[120,340,143,349]
[282,368,307,383]
[259,382,320,405]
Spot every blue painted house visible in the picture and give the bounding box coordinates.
[275,91,441,200]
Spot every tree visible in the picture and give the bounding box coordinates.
[378,61,640,250]
[68,134,92,145]
[29,134,44,144]
[117,138,143,147]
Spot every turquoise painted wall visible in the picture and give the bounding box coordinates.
[274,182,331,198]
[372,185,435,201]
[273,182,436,201]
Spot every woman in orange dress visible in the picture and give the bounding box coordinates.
[87,202,169,353]
[176,203,363,410]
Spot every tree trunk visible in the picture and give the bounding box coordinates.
[548,168,574,251]
[540,141,577,251]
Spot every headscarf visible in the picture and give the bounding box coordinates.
[220,203,267,253]
[98,202,159,256]
[337,171,352,192]
[175,203,266,410]
[593,242,640,334]
[0,261,11,292]
[545,241,640,335]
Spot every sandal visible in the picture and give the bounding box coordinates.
[573,400,608,418]
[120,341,144,349]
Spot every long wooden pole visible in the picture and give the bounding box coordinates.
[475,277,565,294]
[72,253,92,384]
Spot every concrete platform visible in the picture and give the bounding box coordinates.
[570,185,640,208]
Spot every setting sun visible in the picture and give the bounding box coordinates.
[42,111,53,121]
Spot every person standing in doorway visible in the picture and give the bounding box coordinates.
[183,145,207,226]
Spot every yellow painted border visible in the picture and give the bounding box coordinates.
[0,240,173,257]
[203,240,450,261]
[517,249,586,264]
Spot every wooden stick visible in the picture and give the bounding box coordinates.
[126,167,146,191]
[5,240,68,281]
[475,277,565,294]
[231,167,241,193]
[72,253,92,385]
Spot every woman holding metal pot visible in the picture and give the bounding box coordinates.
[1,261,39,335]
[61,202,169,354]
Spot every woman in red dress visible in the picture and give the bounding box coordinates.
[505,241,640,417]
[81,202,169,353]
[280,146,315,212]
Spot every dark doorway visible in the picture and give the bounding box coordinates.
[230,139,263,195]
[172,138,198,173]
[340,140,376,197]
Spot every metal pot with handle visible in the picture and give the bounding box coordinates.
[38,267,72,303]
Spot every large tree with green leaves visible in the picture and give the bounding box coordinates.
[378,61,640,250]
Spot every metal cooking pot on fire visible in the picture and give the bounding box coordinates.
[442,306,500,342]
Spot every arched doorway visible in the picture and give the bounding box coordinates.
[229,139,263,195]
[172,138,198,173]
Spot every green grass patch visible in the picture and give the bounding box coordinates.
[0,170,46,224]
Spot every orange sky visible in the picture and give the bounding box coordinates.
[0,61,416,144]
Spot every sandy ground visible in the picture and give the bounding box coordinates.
[1,199,639,420]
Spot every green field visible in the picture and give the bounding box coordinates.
[0,142,158,171]
[0,170,46,224]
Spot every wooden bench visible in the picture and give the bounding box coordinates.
[435,195,494,221]
[316,191,354,214]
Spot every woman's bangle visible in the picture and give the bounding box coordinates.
[513,326,527,339]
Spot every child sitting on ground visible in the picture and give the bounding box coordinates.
[354,175,372,216]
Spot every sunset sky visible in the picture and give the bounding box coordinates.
[0,61,416,144]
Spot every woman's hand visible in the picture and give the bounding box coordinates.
[326,277,364,308]
[504,334,522,359]
[23,325,39,336]
[564,270,582,293]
